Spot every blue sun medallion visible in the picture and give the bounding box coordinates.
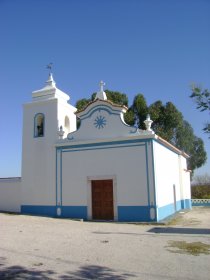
[94,115,107,129]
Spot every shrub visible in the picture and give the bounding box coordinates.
[191,185,210,199]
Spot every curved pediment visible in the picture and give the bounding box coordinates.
[67,99,152,141]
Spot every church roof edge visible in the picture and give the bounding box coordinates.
[76,98,128,116]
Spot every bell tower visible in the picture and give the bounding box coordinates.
[21,73,77,216]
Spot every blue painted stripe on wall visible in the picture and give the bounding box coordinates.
[61,143,145,153]
[118,206,151,222]
[157,203,175,221]
[151,140,157,209]
[57,138,150,151]
[80,105,121,119]
[61,206,87,219]
[157,199,192,221]
[181,199,192,209]
[21,205,56,217]
[21,205,88,219]
[176,200,182,210]
[145,142,150,206]
[157,201,183,221]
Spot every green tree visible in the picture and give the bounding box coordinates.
[148,101,183,142]
[190,86,210,135]
[75,98,92,111]
[189,136,207,171]
[178,123,207,172]
[105,90,128,106]
[130,94,148,129]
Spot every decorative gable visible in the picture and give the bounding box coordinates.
[67,98,153,141]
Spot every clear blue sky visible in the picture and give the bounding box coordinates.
[0,0,209,178]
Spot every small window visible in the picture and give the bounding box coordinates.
[34,113,45,137]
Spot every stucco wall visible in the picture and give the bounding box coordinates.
[21,100,58,206]
[0,178,21,212]
[153,141,181,207]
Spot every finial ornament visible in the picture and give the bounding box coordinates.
[144,114,153,131]
[99,81,105,92]
[58,125,65,139]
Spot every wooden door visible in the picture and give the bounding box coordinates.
[91,180,114,220]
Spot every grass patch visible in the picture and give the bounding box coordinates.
[166,241,210,256]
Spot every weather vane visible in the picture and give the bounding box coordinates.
[46,63,53,74]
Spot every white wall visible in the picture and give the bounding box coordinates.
[58,141,149,209]
[21,97,77,206]
[21,99,58,205]
[153,141,182,207]
[0,178,21,212]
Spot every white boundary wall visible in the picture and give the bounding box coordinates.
[0,178,21,212]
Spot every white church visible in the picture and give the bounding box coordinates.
[0,74,191,222]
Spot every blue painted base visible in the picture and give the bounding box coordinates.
[157,203,177,221]
[21,205,87,219]
[157,199,192,221]
[118,206,154,222]
[61,206,87,219]
[21,205,57,217]
[21,201,192,222]
[181,199,192,209]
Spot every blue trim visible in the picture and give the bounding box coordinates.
[158,200,193,221]
[151,141,157,209]
[176,200,182,210]
[181,199,192,209]
[21,205,56,217]
[185,199,192,208]
[157,203,175,221]
[61,206,87,219]
[62,143,145,153]
[145,142,150,206]
[21,205,87,219]
[34,113,45,138]
[56,149,58,206]
[79,105,122,120]
[118,206,152,222]
[58,138,149,151]
[60,150,62,205]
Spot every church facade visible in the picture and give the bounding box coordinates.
[0,74,191,222]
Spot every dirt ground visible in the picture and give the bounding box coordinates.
[0,207,210,279]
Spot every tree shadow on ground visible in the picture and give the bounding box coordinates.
[0,265,56,279]
[0,264,135,280]
[148,227,210,235]
[60,265,135,279]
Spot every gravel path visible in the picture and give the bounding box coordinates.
[0,208,210,279]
